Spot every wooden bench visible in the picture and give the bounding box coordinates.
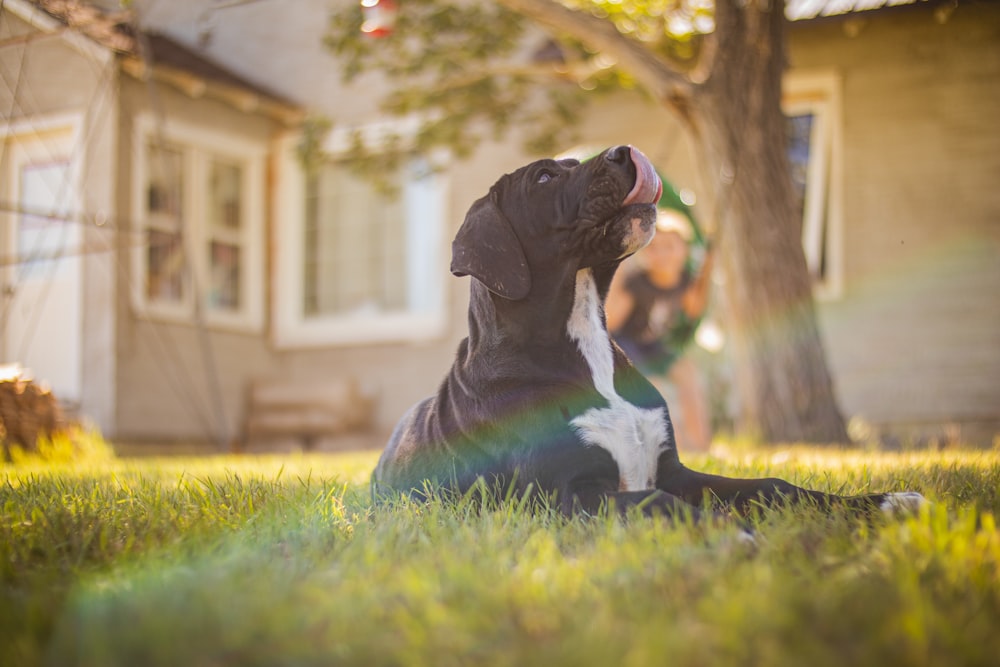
[241,377,375,452]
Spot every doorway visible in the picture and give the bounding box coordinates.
[1,125,82,405]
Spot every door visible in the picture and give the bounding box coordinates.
[1,127,82,404]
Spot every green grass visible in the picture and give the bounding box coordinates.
[2,447,999,667]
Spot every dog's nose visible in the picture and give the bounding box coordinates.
[604,145,631,165]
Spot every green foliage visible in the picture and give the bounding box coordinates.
[330,1,540,155]
[328,1,527,83]
[318,1,723,184]
[4,428,115,466]
[2,449,999,667]
[322,0,645,175]
[294,114,334,175]
[563,0,714,60]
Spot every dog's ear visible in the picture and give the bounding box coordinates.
[451,192,530,300]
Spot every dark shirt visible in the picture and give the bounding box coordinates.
[611,270,697,375]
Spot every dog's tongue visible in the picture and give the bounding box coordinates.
[623,146,663,206]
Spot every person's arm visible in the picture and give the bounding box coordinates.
[604,272,635,332]
[681,245,714,320]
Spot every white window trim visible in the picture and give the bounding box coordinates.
[783,69,844,300]
[272,127,449,349]
[130,113,265,331]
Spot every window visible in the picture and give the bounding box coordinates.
[783,70,843,299]
[132,115,264,329]
[303,163,409,317]
[274,128,447,347]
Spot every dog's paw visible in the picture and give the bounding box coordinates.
[716,527,759,552]
[879,492,927,517]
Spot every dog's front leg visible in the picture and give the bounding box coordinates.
[567,485,756,544]
[568,484,711,522]
[655,463,841,516]
[656,462,923,516]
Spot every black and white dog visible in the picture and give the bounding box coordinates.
[373,145,923,521]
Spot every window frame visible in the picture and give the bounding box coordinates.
[272,126,448,349]
[131,113,265,331]
[783,69,844,300]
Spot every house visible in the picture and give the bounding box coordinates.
[784,0,1000,446]
[0,0,997,451]
[0,0,303,451]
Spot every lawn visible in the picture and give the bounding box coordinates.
[2,447,998,667]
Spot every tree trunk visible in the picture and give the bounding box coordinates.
[694,0,849,443]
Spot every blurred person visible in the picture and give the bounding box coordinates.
[606,204,715,453]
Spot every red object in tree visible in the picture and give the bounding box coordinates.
[361,0,398,38]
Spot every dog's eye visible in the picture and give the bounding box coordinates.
[537,171,554,184]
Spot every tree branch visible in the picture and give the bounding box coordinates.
[493,0,696,103]
[408,61,609,96]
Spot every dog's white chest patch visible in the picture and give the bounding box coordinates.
[566,269,670,492]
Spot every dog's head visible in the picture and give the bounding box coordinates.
[451,145,663,300]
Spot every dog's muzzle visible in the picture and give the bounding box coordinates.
[621,146,663,206]
[608,146,662,257]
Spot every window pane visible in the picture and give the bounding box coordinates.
[147,142,183,222]
[209,241,241,310]
[304,162,407,317]
[208,160,242,230]
[147,229,184,302]
[786,113,813,225]
[785,112,828,282]
[146,142,185,303]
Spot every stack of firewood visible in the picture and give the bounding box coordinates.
[0,373,66,458]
